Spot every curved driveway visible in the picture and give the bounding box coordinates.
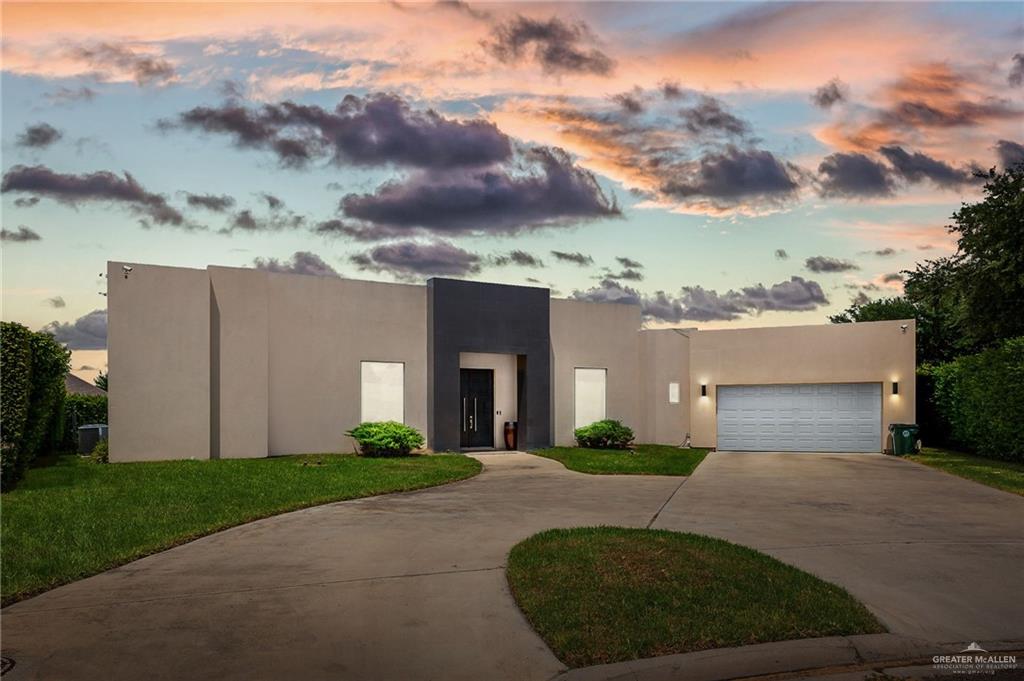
[3,452,1022,681]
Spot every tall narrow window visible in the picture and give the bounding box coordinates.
[360,361,404,423]
[668,382,680,404]
[574,368,607,429]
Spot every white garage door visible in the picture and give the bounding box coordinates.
[717,383,881,452]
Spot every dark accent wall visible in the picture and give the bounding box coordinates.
[428,279,551,451]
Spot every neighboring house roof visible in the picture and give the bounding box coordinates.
[65,373,106,396]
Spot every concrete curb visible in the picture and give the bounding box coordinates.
[558,634,1024,681]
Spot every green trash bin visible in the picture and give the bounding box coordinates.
[889,423,919,455]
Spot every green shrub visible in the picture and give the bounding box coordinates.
[62,394,108,453]
[89,438,109,464]
[346,421,425,457]
[574,419,635,450]
[0,323,70,490]
[925,337,1024,462]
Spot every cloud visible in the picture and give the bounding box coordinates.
[13,196,40,208]
[17,123,63,148]
[678,96,749,136]
[1,165,186,227]
[659,80,684,100]
[185,192,235,212]
[660,145,800,208]
[882,272,904,283]
[1,226,42,242]
[571,275,828,322]
[483,15,615,76]
[339,147,619,238]
[46,296,66,308]
[817,152,894,197]
[604,268,644,281]
[551,250,593,266]
[1009,53,1024,87]
[872,247,898,256]
[70,43,175,85]
[805,255,859,273]
[774,248,789,260]
[167,93,512,170]
[349,239,481,279]
[490,250,544,267]
[878,145,976,187]
[811,78,848,108]
[995,139,1024,169]
[822,63,1022,151]
[616,256,643,269]
[44,86,97,105]
[41,309,107,349]
[225,208,304,233]
[252,251,340,277]
[259,192,284,210]
[611,89,645,114]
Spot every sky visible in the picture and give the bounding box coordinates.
[2,1,1022,381]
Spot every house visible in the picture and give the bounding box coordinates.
[65,373,106,396]
[107,262,915,462]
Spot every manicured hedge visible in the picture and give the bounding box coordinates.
[1,322,70,490]
[61,394,108,453]
[574,419,635,449]
[922,337,1024,462]
[346,421,425,456]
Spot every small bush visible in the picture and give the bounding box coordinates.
[574,419,635,450]
[347,421,425,457]
[89,439,109,464]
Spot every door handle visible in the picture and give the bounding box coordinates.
[474,398,478,432]
[463,398,467,432]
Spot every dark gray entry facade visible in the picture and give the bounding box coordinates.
[427,278,551,451]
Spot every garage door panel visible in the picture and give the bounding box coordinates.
[717,383,881,452]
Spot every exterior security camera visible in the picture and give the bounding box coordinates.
[122,265,133,279]
[900,324,908,333]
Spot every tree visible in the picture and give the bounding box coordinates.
[94,371,108,391]
[904,164,1024,353]
[829,296,917,324]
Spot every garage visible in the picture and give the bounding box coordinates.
[716,383,881,452]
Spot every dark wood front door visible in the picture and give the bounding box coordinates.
[460,369,494,448]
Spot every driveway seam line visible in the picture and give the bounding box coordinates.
[7,565,507,615]
[646,476,689,529]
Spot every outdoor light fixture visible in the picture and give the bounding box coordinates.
[701,384,708,397]
[122,265,134,279]
[892,381,899,395]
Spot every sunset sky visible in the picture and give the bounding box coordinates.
[2,1,1022,380]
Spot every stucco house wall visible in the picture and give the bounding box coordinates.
[549,298,642,446]
[266,273,427,456]
[108,262,211,462]
[688,319,916,450]
[638,328,691,446]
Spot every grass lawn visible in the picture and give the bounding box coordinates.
[907,447,1024,496]
[531,444,708,475]
[507,527,885,668]
[1,453,481,605]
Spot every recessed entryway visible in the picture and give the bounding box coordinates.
[716,383,881,452]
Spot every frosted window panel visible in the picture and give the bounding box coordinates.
[668,382,680,404]
[361,361,404,423]
[574,368,607,429]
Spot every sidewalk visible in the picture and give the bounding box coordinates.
[560,634,1024,681]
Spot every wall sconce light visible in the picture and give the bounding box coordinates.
[892,381,899,395]
[701,384,708,397]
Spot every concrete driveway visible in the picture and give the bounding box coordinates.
[3,452,1022,681]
